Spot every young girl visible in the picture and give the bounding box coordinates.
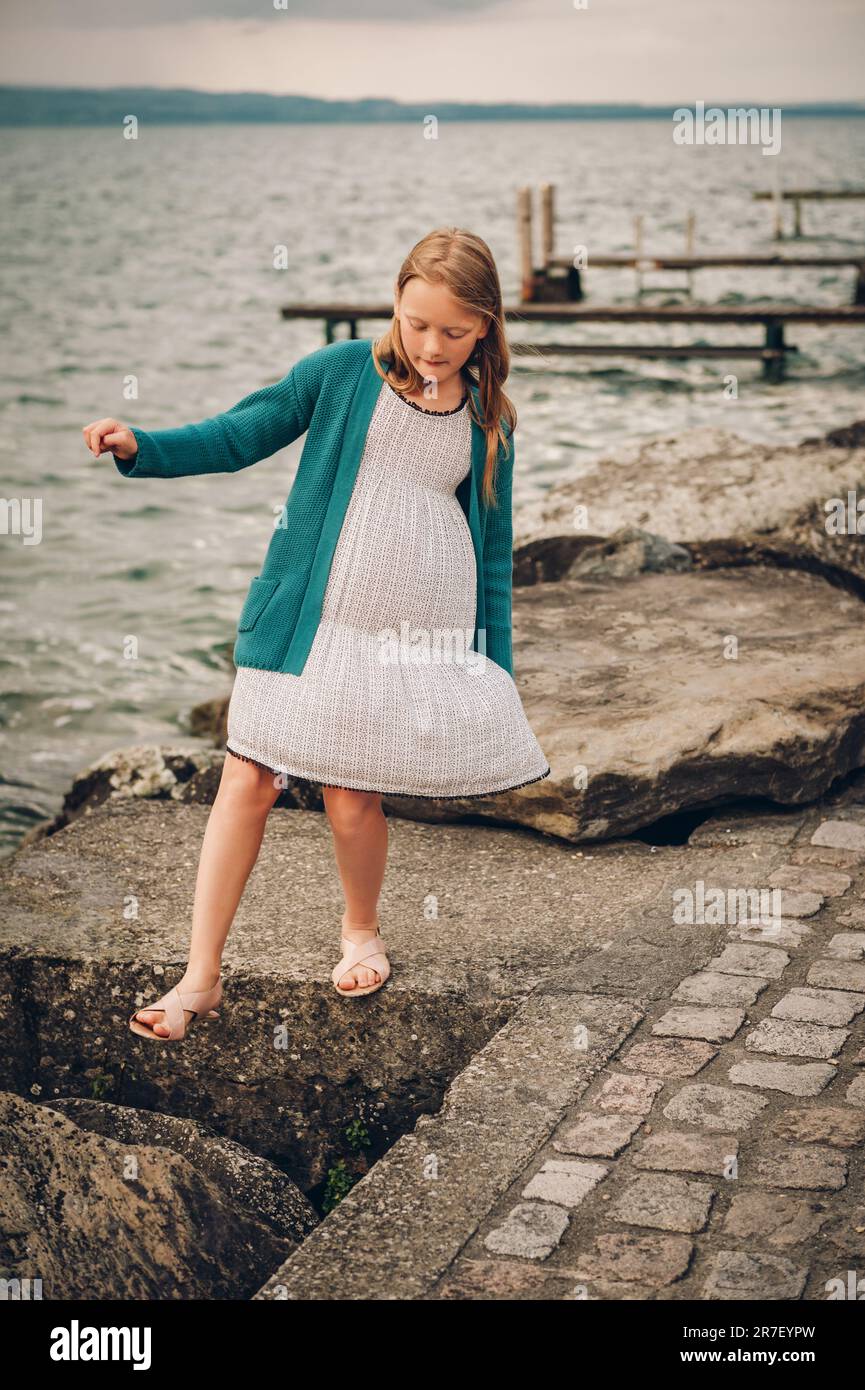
[82,227,550,1038]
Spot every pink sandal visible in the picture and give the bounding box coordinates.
[332,934,391,998]
[129,977,223,1042]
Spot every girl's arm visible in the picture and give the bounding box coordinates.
[90,346,329,480]
[481,430,516,679]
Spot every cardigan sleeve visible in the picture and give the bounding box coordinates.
[481,428,515,679]
[112,346,327,480]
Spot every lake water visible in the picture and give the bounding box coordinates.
[2,117,864,852]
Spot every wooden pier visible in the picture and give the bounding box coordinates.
[524,186,865,304]
[542,253,865,306]
[279,300,865,383]
[753,187,865,238]
[279,182,865,383]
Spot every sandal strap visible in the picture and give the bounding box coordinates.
[136,980,221,1040]
[333,935,389,985]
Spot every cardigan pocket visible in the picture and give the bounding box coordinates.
[237,576,280,631]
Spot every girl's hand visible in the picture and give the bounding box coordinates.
[81,418,138,461]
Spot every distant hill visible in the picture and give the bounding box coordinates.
[1,86,864,126]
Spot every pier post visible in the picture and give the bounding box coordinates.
[517,187,534,302]
[685,211,696,297]
[763,319,786,383]
[540,183,555,272]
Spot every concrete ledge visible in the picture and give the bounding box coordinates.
[254,992,642,1300]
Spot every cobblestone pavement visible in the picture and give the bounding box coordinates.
[429,803,865,1300]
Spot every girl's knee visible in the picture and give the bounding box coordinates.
[323,786,381,836]
[220,751,281,812]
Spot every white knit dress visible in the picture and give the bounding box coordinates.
[225,378,551,798]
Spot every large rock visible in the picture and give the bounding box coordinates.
[42,1097,318,1244]
[514,425,865,592]
[0,1090,300,1299]
[385,564,865,841]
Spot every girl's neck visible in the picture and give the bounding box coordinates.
[405,369,467,413]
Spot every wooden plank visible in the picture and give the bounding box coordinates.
[280,302,865,324]
[753,189,865,201]
[546,254,865,270]
[509,343,795,359]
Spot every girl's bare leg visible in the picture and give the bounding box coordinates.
[323,786,388,990]
[135,753,282,1037]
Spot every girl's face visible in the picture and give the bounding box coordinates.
[394,276,488,390]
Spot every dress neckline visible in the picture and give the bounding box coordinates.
[386,379,468,416]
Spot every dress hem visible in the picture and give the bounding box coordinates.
[225,744,551,800]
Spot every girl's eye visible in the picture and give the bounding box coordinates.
[409,322,466,339]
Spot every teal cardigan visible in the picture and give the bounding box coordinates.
[114,337,516,678]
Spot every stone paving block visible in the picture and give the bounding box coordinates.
[663,1084,769,1131]
[811,820,865,853]
[722,1192,829,1247]
[774,889,825,918]
[790,844,863,869]
[432,1257,574,1300]
[827,931,865,959]
[552,1112,642,1158]
[728,1059,836,1096]
[572,1231,693,1287]
[745,1017,848,1059]
[773,1106,865,1148]
[700,1249,807,1300]
[610,1173,715,1233]
[521,1159,608,1208]
[768,865,852,897]
[672,971,767,1008]
[564,1277,658,1301]
[619,1037,718,1077]
[483,1202,570,1259]
[845,1074,865,1108]
[632,1131,738,1177]
[707,944,790,978]
[593,1072,665,1116]
[652,1005,745,1042]
[807,959,865,991]
[771,986,865,1026]
[838,907,865,926]
[752,1144,848,1191]
[727,921,812,949]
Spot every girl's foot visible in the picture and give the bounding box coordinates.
[134,966,221,1038]
[337,912,383,991]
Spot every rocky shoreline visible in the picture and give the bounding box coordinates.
[3,417,865,1301]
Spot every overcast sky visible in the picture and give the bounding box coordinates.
[2,0,863,104]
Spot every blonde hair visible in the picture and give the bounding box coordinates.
[372,227,516,508]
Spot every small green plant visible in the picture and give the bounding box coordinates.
[321,1159,356,1214]
[344,1118,371,1153]
[90,1073,113,1101]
